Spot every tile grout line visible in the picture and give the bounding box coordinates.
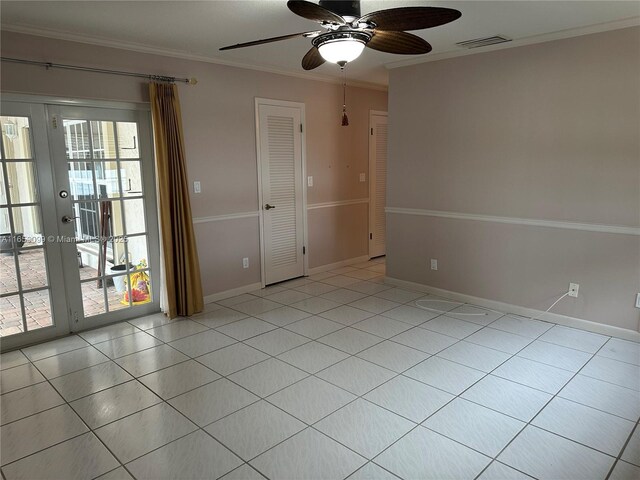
[7,326,441,478]
[472,338,606,477]
[115,270,624,476]
[0,310,621,416]
[235,304,522,476]
[0,306,618,427]
[5,312,358,429]
[2,267,636,480]
[2,315,247,477]
[1,354,134,479]
[363,311,602,479]
[0,342,632,476]
[101,273,403,479]
[472,337,618,480]
[603,418,640,479]
[4,331,267,479]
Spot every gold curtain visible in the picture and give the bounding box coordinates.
[149,82,203,318]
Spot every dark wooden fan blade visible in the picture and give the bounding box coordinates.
[359,7,461,32]
[367,31,432,55]
[287,0,345,24]
[301,46,326,70]
[220,31,320,51]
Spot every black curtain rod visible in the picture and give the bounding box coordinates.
[1,57,198,85]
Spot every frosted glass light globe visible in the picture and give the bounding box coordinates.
[318,39,365,64]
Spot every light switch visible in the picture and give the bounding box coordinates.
[359,173,366,182]
[307,176,313,187]
[193,181,201,194]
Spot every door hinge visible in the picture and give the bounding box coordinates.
[369,233,373,240]
[370,128,373,135]
[69,308,79,324]
[300,124,303,133]
[303,246,306,255]
[52,115,58,129]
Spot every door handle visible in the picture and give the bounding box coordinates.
[264,204,276,210]
[61,215,78,224]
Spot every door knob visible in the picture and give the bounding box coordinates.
[264,204,276,210]
[61,215,78,224]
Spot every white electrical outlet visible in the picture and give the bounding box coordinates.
[193,181,201,194]
[569,283,579,298]
[242,257,249,269]
[430,259,438,271]
[307,176,313,187]
[359,173,366,182]
[635,293,640,309]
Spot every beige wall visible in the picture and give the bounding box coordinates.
[387,27,640,331]
[308,203,369,268]
[1,31,387,296]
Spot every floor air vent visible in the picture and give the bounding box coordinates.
[456,35,512,49]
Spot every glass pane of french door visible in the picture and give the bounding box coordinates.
[51,105,160,330]
[0,116,52,336]
[0,102,70,347]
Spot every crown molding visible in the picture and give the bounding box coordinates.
[1,23,388,92]
[5,15,637,89]
[385,16,640,70]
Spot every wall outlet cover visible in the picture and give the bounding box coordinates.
[568,283,579,298]
[430,259,438,271]
[242,257,249,269]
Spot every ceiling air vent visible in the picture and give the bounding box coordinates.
[456,35,512,49]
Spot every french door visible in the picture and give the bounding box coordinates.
[0,99,160,350]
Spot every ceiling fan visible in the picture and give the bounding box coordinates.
[219,0,462,70]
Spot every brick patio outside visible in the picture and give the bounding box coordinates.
[0,248,127,337]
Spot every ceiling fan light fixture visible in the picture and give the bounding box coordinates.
[318,38,365,64]
[314,31,369,65]
[220,1,462,71]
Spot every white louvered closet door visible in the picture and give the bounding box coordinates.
[369,113,388,258]
[258,104,305,285]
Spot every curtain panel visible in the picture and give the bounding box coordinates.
[149,82,204,317]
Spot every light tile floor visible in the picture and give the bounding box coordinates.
[1,257,639,479]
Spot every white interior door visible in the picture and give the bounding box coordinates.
[257,101,306,285]
[369,111,388,258]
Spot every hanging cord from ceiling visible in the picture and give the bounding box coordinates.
[341,65,349,126]
[1,57,198,85]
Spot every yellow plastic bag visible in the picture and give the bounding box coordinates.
[122,259,152,305]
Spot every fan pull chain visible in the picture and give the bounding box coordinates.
[341,66,349,126]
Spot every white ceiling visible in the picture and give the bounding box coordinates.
[2,1,639,87]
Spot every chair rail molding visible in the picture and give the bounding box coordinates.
[308,198,369,210]
[193,211,259,224]
[386,207,640,236]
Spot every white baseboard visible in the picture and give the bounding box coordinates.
[308,255,371,275]
[203,256,372,303]
[385,276,640,343]
[204,282,262,303]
